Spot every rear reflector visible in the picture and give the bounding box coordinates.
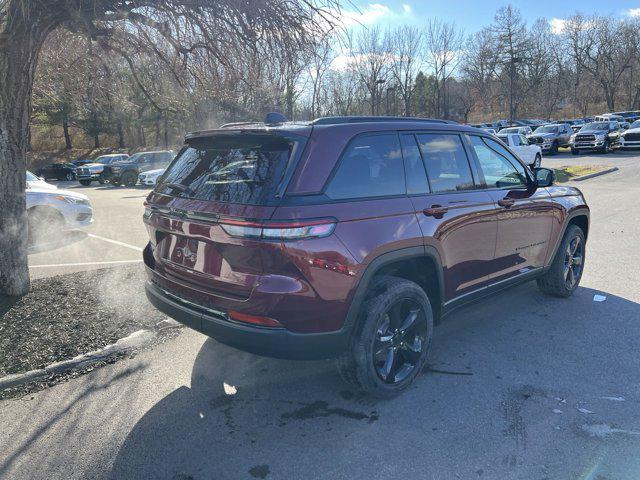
[228,310,282,328]
[220,218,336,240]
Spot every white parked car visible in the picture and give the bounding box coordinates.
[481,127,497,135]
[26,171,57,191]
[138,168,166,186]
[27,187,93,246]
[619,120,640,150]
[497,133,542,169]
[499,126,533,136]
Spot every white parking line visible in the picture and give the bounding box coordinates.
[30,260,143,268]
[87,233,144,252]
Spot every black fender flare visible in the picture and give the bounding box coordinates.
[341,245,445,335]
[546,208,590,268]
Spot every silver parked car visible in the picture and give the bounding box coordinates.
[26,186,93,245]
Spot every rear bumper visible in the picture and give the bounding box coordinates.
[145,280,349,360]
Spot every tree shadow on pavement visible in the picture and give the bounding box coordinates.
[109,283,640,480]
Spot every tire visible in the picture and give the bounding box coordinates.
[550,141,559,155]
[65,172,74,181]
[121,171,137,187]
[571,148,579,156]
[536,224,585,298]
[336,276,434,398]
[79,180,91,186]
[98,178,106,184]
[28,207,65,246]
[602,140,611,154]
[534,154,541,168]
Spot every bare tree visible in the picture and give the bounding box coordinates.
[350,27,390,115]
[425,19,463,119]
[387,26,423,116]
[0,0,339,296]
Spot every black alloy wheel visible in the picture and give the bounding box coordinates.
[563,236,584,290]
[373,298,428,384]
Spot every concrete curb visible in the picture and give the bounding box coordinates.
[0,329,156,391]
[573,167,619,182]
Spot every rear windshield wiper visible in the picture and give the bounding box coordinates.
[163,182,193,195]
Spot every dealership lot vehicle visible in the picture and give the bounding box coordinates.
[498,126,533,136]
[571,121,622,154]
[26,171,57,190]
[143,116,589,397]
[138,168,165,186]
[619,120,640,149]
[102,150,175,187]
[35,162,77,181]
[26,186,93,246]
[496,132,542,168]
[527,123,573,154]
[76,154,129,186]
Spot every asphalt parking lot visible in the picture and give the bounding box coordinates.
[3,150,640,479]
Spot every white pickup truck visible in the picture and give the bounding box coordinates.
[497,133,542,169]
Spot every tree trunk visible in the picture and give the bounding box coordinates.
[62,117,72,150]
[93,132,100,149]
[117,121,125,149]
[0,16,51,296]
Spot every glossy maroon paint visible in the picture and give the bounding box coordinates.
[144,120,589,337]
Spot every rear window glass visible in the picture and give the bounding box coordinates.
[325,134,405,200]
[416,133,475,193]
[156,134,296,205]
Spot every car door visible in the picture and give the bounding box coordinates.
[467,135,554,283]
[508,134,529,164]
[403,132,498,301]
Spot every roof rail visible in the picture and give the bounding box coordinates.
[219,121,260,128]
[311,116,457,126]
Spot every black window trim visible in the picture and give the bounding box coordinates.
[399,133,431,196]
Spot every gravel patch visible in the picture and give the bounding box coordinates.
[0,265,167,378]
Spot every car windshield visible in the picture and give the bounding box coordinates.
[535,125,559,133]
[630,120,640,129]
[501,128,518,133]
[156,133,301,205]
[497,135,508,142]
[580,122,609,131]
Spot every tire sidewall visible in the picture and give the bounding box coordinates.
[352,279,434,397]
[555,225,586,296]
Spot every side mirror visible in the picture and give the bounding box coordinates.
[534,167,555,187]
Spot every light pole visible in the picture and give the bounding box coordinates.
[386,86,396,116]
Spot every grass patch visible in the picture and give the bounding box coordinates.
[553,165,610,182]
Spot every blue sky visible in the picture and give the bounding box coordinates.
[342,1,640,33]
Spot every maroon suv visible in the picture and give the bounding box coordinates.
[143,116,589,397]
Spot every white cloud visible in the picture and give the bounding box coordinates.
[549,18,566,35]
[627,8,640,17]
[334,3,414,29]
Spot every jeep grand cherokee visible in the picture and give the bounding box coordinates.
[143,116,589,397]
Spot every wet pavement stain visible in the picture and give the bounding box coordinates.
[249,464,270,479]
[280,400,377,423]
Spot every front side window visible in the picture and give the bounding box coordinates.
[326,134,405,200]
[416,133,475,193]
[470,136,528,189]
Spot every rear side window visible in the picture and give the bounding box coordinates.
[156,134,297,205]
[416,133,475,193]
[325,134,405,200]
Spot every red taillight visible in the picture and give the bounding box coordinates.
[220,218,336,240]
[228,310,282,328]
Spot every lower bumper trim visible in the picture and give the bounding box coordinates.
[145,281,349,360]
